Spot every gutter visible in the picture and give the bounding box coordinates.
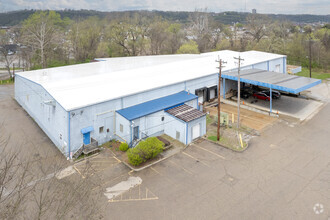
[185,122,188,145]
[68,111,71,159]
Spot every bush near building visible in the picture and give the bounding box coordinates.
[127,137,164,166]
[119,142,129,151]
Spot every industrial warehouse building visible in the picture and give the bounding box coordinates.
[15,50,320,158]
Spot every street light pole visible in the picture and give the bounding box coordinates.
[309,37,312,78]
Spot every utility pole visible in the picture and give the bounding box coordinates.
[215,57,226,141]
[309,36,312,78]
[234,55,244,130]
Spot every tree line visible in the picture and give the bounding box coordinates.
[0,10,329,79]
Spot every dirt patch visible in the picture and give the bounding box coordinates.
[206,102,277,131]
[206,114,255,151]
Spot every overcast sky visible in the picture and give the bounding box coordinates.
[0,0,329,15]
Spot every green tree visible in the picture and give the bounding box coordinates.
[69,17,102,62]
[149,19,169,55]
[176,40,199,54]
[166,23,184,54]
[21,11,67,68]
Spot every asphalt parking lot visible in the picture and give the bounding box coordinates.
[1,84,329,219]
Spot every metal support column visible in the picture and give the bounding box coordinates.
[223,78,226,99]
[270,88,272,113]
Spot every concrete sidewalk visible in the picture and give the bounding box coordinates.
[226,95,323,121]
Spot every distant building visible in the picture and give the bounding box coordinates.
[252,9,257,14]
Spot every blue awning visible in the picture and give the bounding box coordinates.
[81,126,94,134]
[117,91,198,121]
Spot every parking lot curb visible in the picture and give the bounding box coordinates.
[202,137,249,153]
[121,148,182,172]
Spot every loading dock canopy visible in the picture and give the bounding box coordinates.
[222,69,321,94]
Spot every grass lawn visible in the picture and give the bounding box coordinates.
[296,67,330,80]
[0,78,14,84]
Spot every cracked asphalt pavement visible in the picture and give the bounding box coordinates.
[1,84,329,219]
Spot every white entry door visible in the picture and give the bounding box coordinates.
[192,123,201,140]
[275,64,280,72]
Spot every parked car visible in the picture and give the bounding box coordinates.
[252,92,271,101]
[236,86,253,99]
[262,90,281,99]
[236,90,250,99]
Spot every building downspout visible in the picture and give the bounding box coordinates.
[130,121,133,146]
[68,111,71,159]
[185,122,188,145]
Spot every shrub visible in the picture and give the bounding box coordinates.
[127,137,164,166]
[126,148,143,166]
[119,142,129,152]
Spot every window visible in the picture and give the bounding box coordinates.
[176,131,180,140]
[120,124,123,133]
[161,116,164,121]
[107,128,110,133]
[99,126,104,133]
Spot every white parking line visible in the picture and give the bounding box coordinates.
[193,144,226,160]
[182,151,210,167]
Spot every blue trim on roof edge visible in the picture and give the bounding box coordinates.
[117,91,198,121]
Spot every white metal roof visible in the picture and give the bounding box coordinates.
[16,50,285,111]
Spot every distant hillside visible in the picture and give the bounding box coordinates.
[0,9,329,26]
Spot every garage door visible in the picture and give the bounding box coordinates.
[192,123,200,140]
[209,89,215,99]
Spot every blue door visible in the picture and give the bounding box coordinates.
[133,126,139,140]
[83,132,91,145]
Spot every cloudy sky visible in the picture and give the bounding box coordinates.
[0,0,329,15]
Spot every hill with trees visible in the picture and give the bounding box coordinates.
[0,10,329,26]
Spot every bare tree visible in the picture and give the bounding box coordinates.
[0,124,103,220]
[69,17,102,62]
[190,8,212,52]
[21,11,65,68]
[0,129,33,220]
[0,30,17,79]
[246,14,271,43]
[149,18,169,55]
